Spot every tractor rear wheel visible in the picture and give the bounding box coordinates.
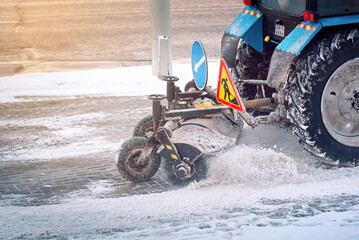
[287,29,359,165]
[235,40,275,100]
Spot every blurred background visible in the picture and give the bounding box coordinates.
[0,0,243,76]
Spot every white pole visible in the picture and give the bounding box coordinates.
[149,0,173,78]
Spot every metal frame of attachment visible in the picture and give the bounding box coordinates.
[144,75,280,180]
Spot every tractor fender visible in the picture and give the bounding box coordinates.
[267,14,359,89]
[267,21,322,89]
[221,6,263,69]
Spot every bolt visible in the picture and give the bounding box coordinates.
[176,166,187,179]
[182,157,190,164]
[352,93,359,110]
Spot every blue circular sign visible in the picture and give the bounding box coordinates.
[191,41,208,90]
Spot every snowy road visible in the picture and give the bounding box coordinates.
[2,1,359,238]
[1,65,359,239]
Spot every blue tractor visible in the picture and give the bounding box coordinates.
[116,0,359,185]
[221,0,359,164]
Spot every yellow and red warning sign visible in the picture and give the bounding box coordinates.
[216,59,245,112]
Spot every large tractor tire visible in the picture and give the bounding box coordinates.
[287,29,359,165]
[236,40,264,80]
[117,137,161,182]
[235,40,275,100]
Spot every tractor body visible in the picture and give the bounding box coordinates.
[116,0,359,185]
[221,0,359,163]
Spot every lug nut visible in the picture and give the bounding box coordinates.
[176,166,187,178]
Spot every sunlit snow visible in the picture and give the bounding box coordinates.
[1,64,359,239]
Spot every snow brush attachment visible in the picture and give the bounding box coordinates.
[116,74,244,185]
[116,71,274,185]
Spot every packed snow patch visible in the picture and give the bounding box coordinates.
[0,62,220,103]
[0,111,120,161]
[1,160,359,239]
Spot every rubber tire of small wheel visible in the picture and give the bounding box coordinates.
[133,115,154,138]
[184,79,197,91]
[117,137,161,182]
[287,29,359,165]
[163,153,208,186]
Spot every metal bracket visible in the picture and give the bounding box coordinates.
[162,75,179,109]
[238,110,258,128]
[137,136,160,166]
[148,94,166,132]
[156,126,195,180]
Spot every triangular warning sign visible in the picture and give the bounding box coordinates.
[216,59,245,112]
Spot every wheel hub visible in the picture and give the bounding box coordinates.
[174,163,194,180]
[126,149,151,174]
[321,58,359,147]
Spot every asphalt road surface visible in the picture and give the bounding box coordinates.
[0,96,177,206]
[0,0,242,76]
[1,2,359,238]
[0,0,245,207]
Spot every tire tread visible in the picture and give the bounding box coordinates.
[287,29,359,164]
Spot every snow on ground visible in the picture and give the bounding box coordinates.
[0,62,219,103]
[0,111,120,161]
[0,62,220,161]
[1,63,359,239]
[1,146,359,239]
